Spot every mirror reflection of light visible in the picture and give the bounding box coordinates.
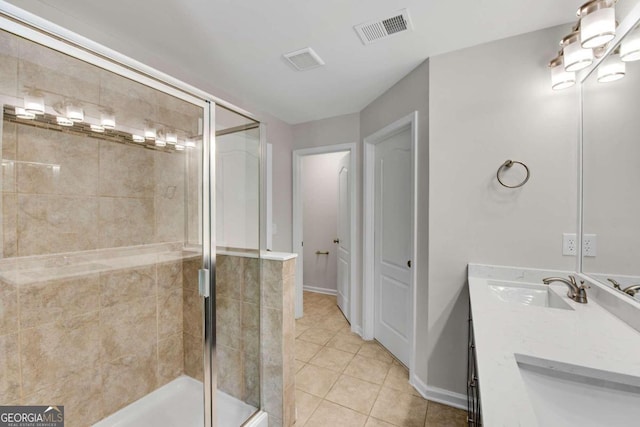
[621,28,640,62]
[597,54,626,83]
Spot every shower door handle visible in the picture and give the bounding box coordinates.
[198,269,210,298]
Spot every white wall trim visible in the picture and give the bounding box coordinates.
[303,286,338,296]
[292,143,357,321]
[362,111,419,380]
[410,375,467,411]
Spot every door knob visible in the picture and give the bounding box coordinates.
[407,260,412,268]
[333,238,340,244]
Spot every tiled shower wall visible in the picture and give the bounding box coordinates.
[0,258,184,427]
[1,120,186,257]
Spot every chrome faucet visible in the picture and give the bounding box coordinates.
[542,275,588,303]
[607,279,640,297]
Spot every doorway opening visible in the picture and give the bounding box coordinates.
[292,143,357,324]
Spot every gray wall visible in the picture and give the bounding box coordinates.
[427,24,578,394]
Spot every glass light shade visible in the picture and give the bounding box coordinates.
[185,139,196,148]
[175,144,185,151]
[132,134,146,143]
[144,128,157,140]
[621,29,640,62]
[564,39,594,71]
[90,124,105,133]
[56,116,74,126]
[597,54,626,82]
[100,112,116,129]
[551,61,576,90]
[166,132,177,144]
[155,139,167,147]
[24,94,45,114]
[65,105,84,122]
[580,7,616,49]
[14,107,35,119]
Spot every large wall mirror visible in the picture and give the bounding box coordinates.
[582,4,640,303]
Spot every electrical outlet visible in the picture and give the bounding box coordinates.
[563,233,577,256]
[583,234,597,257]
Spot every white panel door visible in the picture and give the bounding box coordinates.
[336,153,351,321]
[374,127,412,366]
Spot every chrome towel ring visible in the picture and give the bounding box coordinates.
[497,160,530,188]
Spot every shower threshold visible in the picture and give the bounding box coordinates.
[93,375,257,427]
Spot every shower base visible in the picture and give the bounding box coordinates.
[93,375,264,427]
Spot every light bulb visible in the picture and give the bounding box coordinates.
[579,1,616,49]
[621,28,640,62]
[549,55,576,90]
[56,116,74,126]
[144,127,157,140]
[24,94,45,115]
[100,112,116,129]
[155,139,167,147]
[14,107,35,120]
[132,134,146,143]
[597,53,626,83]
[90,124,105,133]
[562,31,593,72]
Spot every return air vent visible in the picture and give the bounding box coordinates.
[283,47,325,71]
[354,9,413,45]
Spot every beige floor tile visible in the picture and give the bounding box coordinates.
[326,332,364,354]
[295,389,322,426]
[308,347,355,372]
[383,364,421,396]
[296,322,311,337]
[344,355,392,385]
[297,328,338,346]
[357,341,394,364]
[296,360,306,373]
[424,402,467,427]
[325,374,381,415]
[305,400,367,427]
[296,364,340,398]
[370,387,428,427]
[365,417,396,427]
[295,339,322,362]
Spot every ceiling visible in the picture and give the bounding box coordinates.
[4,0,581,124]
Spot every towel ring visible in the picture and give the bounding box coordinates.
[497,160,530,189]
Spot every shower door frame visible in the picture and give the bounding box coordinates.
[0,2,259,425]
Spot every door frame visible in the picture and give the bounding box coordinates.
[292,143,357,321]
[363,111,418,372]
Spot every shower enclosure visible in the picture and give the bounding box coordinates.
[0,7,263,427]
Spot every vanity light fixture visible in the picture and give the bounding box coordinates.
[562,30,594,72]
[578,0,617,49]
[185,139,196,148]
[175,143,185,151]
[65,103,84,122]
[90,124,105,133]
[144,127,157,140]
[155,139,167,147]
[14,107,35,119]
[549,53,576,90]
[620,27,640,62]
[100,110,116,129]
[132,134,146,143]
[56,116,74,126]
[24,92,45,115]
[597,52,626,82]
[166,132,177,145]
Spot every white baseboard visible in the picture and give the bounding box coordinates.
[410,375,467,411]
[303,285,337,296]
[351,325,363,337]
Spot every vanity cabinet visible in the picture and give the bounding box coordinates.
[467,304,482,426]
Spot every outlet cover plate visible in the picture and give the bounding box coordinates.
[563,233,577,256]
[583,234,597,257]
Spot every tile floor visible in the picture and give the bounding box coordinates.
[294,291,467,427]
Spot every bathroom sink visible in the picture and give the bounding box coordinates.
[487,282,573,310]
[516,353,640,427]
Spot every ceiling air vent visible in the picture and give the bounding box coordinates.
[354,9,413,45]
[283,47,325,71]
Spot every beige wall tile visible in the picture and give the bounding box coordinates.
[99,68,156,130]
[16,126,99,196]
[262,308,283,367]
[183,288,202,339]
[158,287,183,339]
[262,259,283,310]
[305,400,367,427]
[3,193,17,257]
[18,194,99,256]
[100,265,156,308]
[243,352,260,408]
[0,333,21,403]
[370,387,428,427]
[0,280,17,335]
[263,365,283,420]
[217,296,242,349]
[99,298,156,362]
[217,255,243,300]
[98,196,154,248]
[182,257,200,293]
[99,142,154,198]
[20,312,100,395]
[283,383,295,427]
[154,151,185,243]
[158,333,184,386]
[183,332,203,381]
[157,260,182,292]
[242,302,260,356]
[218,344,243,399]
[101,346,158,415]
[20,274,100,328]
[0,30,18,98]
[243,257,260,303]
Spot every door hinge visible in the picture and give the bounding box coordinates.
[198,269,210,298]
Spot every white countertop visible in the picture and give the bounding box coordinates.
[468,263,640,427]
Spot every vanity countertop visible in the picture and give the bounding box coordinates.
[468,263,640,427]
